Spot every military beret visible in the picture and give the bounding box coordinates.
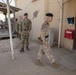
[24,13,28,16]
[46,13,53,17]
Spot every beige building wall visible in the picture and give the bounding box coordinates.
[61,0,75,50]
[48,0,60,42]
[15,0,47,40]
[15,0,60,42]
[15,0,75,50]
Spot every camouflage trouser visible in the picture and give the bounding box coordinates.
[21,31,29,47]
[37,44,55,63]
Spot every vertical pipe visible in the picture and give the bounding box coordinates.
[6,0,14,59]
[58,0,63,48]
[13,11,16,32]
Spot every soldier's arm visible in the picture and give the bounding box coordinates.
[27,20,32,31]
[40,33,46,43]
[40,24,47,44]
[19,21,22,32]
[28,20,32,31]
[15,22,19,32]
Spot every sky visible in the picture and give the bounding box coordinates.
[0,0,15,21]
[0,0,15,6]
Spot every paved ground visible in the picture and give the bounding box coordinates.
[0,38,76,75]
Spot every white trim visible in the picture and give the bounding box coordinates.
[6,0,14,59]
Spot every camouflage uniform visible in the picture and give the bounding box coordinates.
[19,16,23,35]
[16,21,19,34]
[19,20,22,38]
[37,21,55,63]
[21,19,32,48]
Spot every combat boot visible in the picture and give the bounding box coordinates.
[35,59,44,66]
[26,46,30,51]
[51,62,60,68]
[20,47,24,52]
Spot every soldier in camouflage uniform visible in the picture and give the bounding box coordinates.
[20,13,32,52]
[35,13,59,68]
[18,16,23,39]
[15,18,19,36]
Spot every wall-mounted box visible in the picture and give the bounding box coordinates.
[67,17,74,25]
[64,29,74,40]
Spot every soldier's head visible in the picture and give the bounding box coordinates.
[24,13,28,19]
[45,13,53,22]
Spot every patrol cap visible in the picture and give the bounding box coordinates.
[24,13,28,16]
[46,13,53,17]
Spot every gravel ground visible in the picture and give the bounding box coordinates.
[0,38,21,53]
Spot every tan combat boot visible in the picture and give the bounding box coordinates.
[51,62,60,68]
[35,59,44,66]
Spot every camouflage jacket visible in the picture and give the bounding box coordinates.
[40,21,50,43]
[21,19,32,32]
[16,21,19,32]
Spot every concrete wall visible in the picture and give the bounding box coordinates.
[15,0,60,42]
[15,0,75,50]
[61,0,75,50]
[15,0,46,40]
[48,0,60,42]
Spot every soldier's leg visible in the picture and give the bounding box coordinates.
[44,48,55,63]
[20,36,25,52]
[25,33,30,50]
[35,45,44,66]
[43,45,59,68]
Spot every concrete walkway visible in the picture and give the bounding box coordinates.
[0,38,76,75]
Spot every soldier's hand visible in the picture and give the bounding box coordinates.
[43,42,48,46]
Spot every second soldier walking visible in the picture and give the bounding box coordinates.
[35,13,59,68]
